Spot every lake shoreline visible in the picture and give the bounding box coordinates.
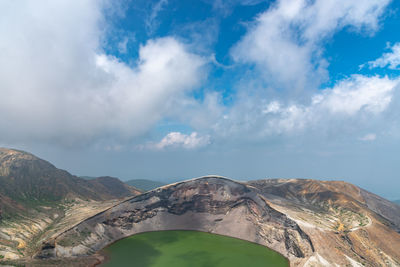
[98,230,290,267]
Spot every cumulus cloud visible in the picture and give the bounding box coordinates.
[232,0,391,91]
[145,132,211,150]
[0,0,398,150]
[365,43,400,70]
[211,75,399,137]
[315,75,395,115]
[0,1,206,145]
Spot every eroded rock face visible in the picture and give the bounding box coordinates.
[37,177,314,265]
[248,179,400,267]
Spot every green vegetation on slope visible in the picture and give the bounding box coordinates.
[124,179,165,192]
[101,231,289,267]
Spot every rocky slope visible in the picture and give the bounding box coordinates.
[0,148,141,261]
[248,179,400,266]
[36,176,400,267]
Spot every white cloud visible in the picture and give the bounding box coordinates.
[274,75,398,133]
[316,75,395,115]
[0,0,398,150]
[147,132,211,150]
[365,43,400,70]
[0,1,206,145]
[359,133,377,141]
[232,0,391,90]
[210,75,399,137]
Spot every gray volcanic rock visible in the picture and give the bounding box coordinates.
[37,177,314,265]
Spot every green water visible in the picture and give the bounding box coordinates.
[101,230,289,267]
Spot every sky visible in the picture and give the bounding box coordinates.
[1,0,400,199]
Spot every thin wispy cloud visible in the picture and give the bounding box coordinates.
[359,133,377,141]
[146,0,169,35]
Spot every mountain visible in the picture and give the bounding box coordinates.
[0,148,141,260]
[79,175,144,199]
[394,200,400,205]
[0,148,140,215]
[89,176,142,198]
[36,176,400,267]
[248,179,400,232]
[124,179,165,192]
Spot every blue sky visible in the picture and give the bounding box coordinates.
[1,0,400,199]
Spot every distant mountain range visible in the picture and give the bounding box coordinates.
[81,176,166,192]
[124,179,165,192]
